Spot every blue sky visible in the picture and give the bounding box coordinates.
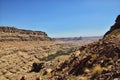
[0,0,120,37]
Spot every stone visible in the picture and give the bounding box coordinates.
[29,62,44,72]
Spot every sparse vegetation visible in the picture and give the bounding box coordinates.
[0,41,85,79]
[39,47,76,61]
[69,75,77,80]
[84,68,90,73]
[91,53,98,60]
[78,76,88,80]
[92,65,103,76]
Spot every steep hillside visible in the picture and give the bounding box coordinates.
[0,26,51,41]
[49,15,120,80]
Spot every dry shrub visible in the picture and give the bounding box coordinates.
[78,76,87,80]
[84,68,90,73]
[92,65,103,75]
[91,53,98,60]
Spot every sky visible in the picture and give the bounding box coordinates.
[0,0,120,37]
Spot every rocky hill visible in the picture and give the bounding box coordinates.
[49,15,120,80]
[0,26,51,41]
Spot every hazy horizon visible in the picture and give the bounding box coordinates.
[0,0,120,37]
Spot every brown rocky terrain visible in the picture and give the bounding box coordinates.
[0,37,92,80]
[0,26,51,41]
[48,15,120,80]
[0,41,76,80]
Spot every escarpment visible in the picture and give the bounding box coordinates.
[0,26,51,41]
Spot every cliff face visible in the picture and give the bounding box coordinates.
[0,26,51,41]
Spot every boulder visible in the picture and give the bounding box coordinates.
[29,62,44,72]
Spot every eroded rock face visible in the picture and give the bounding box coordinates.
[0,26,51,41]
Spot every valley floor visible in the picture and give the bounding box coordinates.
[0,40,94,80]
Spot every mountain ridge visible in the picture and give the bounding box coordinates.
[0,26,51,41]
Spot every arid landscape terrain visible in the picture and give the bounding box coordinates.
[0,26,97,80]
[0,15,120,80]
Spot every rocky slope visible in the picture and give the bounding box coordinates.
[49,15,120,80]
[0,26,51,41]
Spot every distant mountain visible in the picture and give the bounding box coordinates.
[52,37,83,41]
[52,36,102,41]
[0,26,51,41]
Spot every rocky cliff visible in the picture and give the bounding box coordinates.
[0,26,51,41]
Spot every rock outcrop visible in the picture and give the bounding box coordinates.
[0,26,51,41]
[104,15,120,36]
